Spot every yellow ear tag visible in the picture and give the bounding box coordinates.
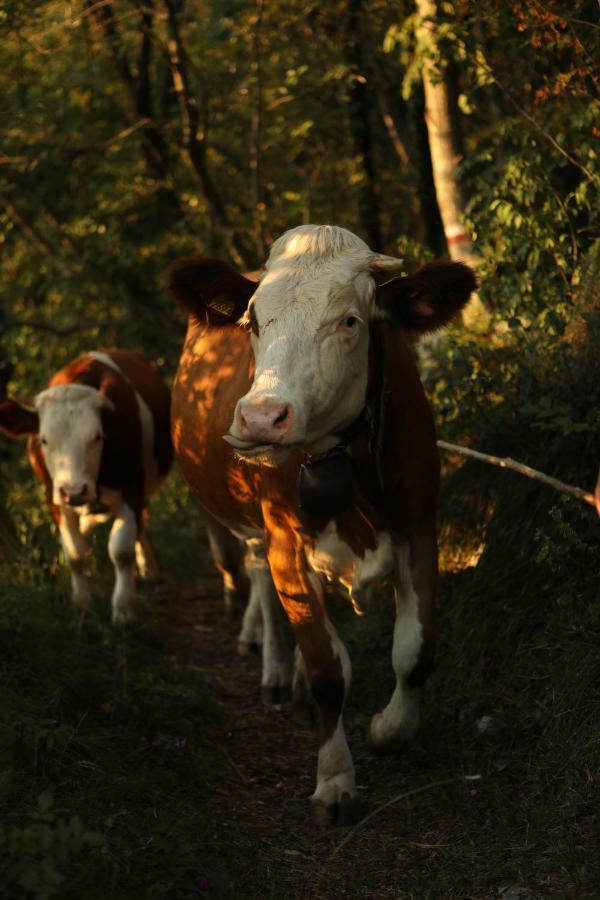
[207,296,235,317]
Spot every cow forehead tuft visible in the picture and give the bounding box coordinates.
[35,383,106,412]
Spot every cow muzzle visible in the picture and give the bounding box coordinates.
[225,395,294,453]
[57,483,92,507]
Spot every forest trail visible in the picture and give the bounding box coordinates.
[160,540,493,900]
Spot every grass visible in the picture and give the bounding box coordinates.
[1,449,598,899]
[0,470,246,900]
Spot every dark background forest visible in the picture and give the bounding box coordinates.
[1,1,599,898]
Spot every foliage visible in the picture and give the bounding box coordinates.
[0,2,599,896]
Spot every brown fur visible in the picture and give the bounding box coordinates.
[19,350,173,529]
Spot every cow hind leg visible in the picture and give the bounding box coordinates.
[205,512,250,617]
[58,507,91,610]
[135,530,161,582]
[369,534,435,752]
[108,503,138,625]
[244,539,292,706]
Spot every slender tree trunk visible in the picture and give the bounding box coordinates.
[410,85,446,256]
[415,0,489,328]
[163,0,250,268]
[344,0,383,251]
[250,0,268,258]
[415,0,475,264]
[89,0,182,226]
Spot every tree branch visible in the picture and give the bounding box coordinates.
[437,440,596,509]
[163,0,250,267]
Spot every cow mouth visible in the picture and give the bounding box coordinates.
[223,433,296,466]
[222,434,278,456]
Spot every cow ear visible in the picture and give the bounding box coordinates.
[376,261,477,334]
[167,257,258,326]
[0,398,39,440]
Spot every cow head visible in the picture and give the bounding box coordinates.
[0,384,114,506]
[169,224,476,466]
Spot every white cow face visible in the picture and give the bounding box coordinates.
[168,223,477,468]
[226,226,402,464]
[35,384,113,506]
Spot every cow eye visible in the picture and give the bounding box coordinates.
[40,436,48,446]
[338,314,360,331]
[249,304,259,337]
[92,433,103,443]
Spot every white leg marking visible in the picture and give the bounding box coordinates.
[237,579,263,653]
[242,540,292,692]
[292,643,311,704]
[108,503,138,625]
[312,718,356,807]
[308,572,356,805]
[59,507,91,609]
[135,531,160,581]
[369,543,423,749]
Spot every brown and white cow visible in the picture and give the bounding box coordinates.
[170,225,476,823]
[0,350,173,624]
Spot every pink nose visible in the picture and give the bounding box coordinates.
[59,484,89,506]
[236,397,293,444]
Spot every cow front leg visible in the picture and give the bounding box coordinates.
[205,511,250,617]
[369,531,436,751]
[58,507,91,610]
[301,594,357,825]
[244,538,292,706]
[108,503,138,625]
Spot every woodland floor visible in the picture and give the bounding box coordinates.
[2,483,598,900]
[153,523,598,900]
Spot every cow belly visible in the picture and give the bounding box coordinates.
[307,522,394,610]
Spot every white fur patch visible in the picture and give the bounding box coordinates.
[35,383,110,505]
[229,225,404,455]
[369,543,423,749]
[307,524,394,611]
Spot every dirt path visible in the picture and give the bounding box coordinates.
[161,548,473,900]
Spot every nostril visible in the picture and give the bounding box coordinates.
[273,406,289,428]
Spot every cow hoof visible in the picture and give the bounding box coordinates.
[237,640,261,657]
[112,608,136,627]
[311,795,363,828]
[368,710,419,753]
[260,684,292,708]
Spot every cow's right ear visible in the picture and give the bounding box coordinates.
[167,257,258,326]
[0,398,39,440]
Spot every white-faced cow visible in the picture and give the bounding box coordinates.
[169,225,476,823]
[0,350,173,624]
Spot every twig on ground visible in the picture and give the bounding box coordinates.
[329,777,458,859]
[437,440,596,509]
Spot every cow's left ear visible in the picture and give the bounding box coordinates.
[167,256,258,326]
[0,398,39,440]
[375,261,477,334]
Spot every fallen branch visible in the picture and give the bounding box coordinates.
[330,776,459,859]
[437,440,596,509]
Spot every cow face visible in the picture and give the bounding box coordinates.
[169,224,477,467]
[0,384,113,506]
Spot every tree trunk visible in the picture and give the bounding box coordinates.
[344,0,384,251]
[415,0,475,264]
[415,0,489,328]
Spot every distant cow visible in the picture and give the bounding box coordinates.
[0,350,173,623]
[169,225,476,823]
